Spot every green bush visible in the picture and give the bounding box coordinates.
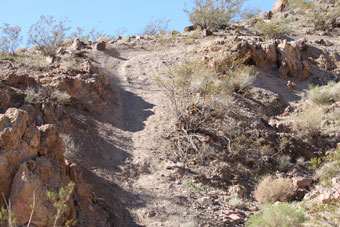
[47,181,76,227]
[247,203,306,227]
[27,15,71,56]
[0,23,22,55]
[142,17,170,36]
[253,19,289,40]
[184,0,246,31]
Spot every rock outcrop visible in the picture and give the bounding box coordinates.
[0,46,115,226]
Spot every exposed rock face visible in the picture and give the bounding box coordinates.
[277,39,311,81]
[0,45,114,225]
[272,0,289,13]
[229,38,311,81]
[9,158,76,226]
[0,107,108,226]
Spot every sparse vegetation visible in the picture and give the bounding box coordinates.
[185,0,246,31]
[292,103,324,137]
[254,175,295,203]
[253,19,289,40]
[142,17,170,36]
[157,60,256,161]
[27,15,71,56]
[276,154,292,172]
[307,81,340,105]
[239,6,261,20]
[287,0,340,31]
[25,86,71,105]
[0,23,22,55]
[247,203,306,227]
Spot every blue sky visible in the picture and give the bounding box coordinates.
[0,0,275,40]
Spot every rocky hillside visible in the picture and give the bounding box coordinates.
[1,0,340,226]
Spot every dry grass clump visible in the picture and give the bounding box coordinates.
[292,103,324,137]
[254,175,295,203]
[307,81,340,105]
[292,81,340,137]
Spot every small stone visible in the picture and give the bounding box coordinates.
[293,177,313,188]
[199,197,213,206]
[147,210,156,217]
[45,56,54,64]
[229,214,242,223]
[95,41,106,51]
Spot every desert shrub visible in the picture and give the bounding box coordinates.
[277,154,292,172]
[71,26,122,42]
[288,0,340,31]
[157,61,256,161]
[184,0,246,31]
[142,17,170,36]
[253,19,289,40]
[227,65,256,93]
[247,203,306,227]
[254,175,295,203]
[0,23,22,55]
[27,15,71,56]
[292,103,324,137]
[308,81,340,105]
[25,86,71,105]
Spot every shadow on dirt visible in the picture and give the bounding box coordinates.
[121,90,155,132]
[81,166,144,227]
[104,47,129,61]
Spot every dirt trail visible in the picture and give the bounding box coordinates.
[85,43,199,227]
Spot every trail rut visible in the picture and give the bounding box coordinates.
[85,44,198,227]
